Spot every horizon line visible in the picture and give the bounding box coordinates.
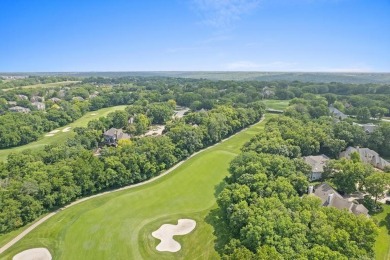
[1,70,390,74]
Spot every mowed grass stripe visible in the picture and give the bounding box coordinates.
[0,105,127,161]
[0,115,273,260]
[372,205,390,260]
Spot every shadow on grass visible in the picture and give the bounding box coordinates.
[205,208,230,255]
[204,181,231,256]
[214,181,226,198]
[378,213,390,235]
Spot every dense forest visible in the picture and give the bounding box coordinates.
[213,106,390,259]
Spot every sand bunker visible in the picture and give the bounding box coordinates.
[91,113,97,115]
[152,219,196,252]
[45,134,54,137]
[49,130,60,134]
[13,248,52,260]
[62,127,71,132]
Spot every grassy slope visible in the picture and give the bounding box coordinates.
[372,205,390,260]
[0,105,127,161]
[0,115,274,260]
[263,99,289,110]
[1,81,80,91]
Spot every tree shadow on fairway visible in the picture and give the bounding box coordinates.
[204,181,231,256]
[378,213,390,234]
[214,181,226,198]
[205,208,230,256]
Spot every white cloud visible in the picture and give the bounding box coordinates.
[225,60,299,70]
[191,0,260,28]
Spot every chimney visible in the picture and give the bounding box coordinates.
[308,186,314,194]
[327,193,334,205]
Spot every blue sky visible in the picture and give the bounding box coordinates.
[0,0,389,72]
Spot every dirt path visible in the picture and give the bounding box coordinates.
[0,116,265,256]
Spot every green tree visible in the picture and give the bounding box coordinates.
[356,107,371,122]
[364,172,390,203]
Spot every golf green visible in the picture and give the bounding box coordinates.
[0,115,273,260]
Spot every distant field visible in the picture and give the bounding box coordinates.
[2,80,80,91]
[0,115,274,260]
[0,105,126,161]
[263,99,289,110]
[372,204,390,260]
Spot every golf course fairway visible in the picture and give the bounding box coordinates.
[0,115,273,260]
[0,105,127,162]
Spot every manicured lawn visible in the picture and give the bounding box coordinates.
[2,81,80,91]
[263,99,289,110]
[0,115,274,260]
[372,204,390,260]
[0,105,127,161]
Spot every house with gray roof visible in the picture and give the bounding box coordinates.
[329,105,348,120]
[49,97,61,103]
[16,94,28,100]
[9,106,30,113]
[31,102,45,111]
[309,183,368,216]
[340,146,390,170]
[30,96,44,102]
[352,122,377,134]
[303,154,330,181]
[72,96,85,101]
[103,128,131,146]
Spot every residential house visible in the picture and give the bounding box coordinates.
[329,105,348,120]
[49,97,61,103]
[261,86,275,99]
[31,102,45,111]
[16,94,28,100]
[30,96,45,102]
[72,96,85,101]
[352,122,377,134]
[103,128,131,146]
[340,146,390,170]
[309,183,368,216]
[7,101,17,106]
[57,90,66,98]
[9,106,30,113]
[303,154,330,181]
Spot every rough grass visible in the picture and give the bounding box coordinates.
[372,204,390,260]
[263,99,289,110]
[0,115,274,260]
[0,105,127,161]
[2,81,80,91]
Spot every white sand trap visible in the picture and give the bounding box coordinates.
[49,130,60,134]
[62,127,71,132]
[13,248,52,260]
[152,219,196,252]
[45,134,54,137]
[90,113,97,115]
